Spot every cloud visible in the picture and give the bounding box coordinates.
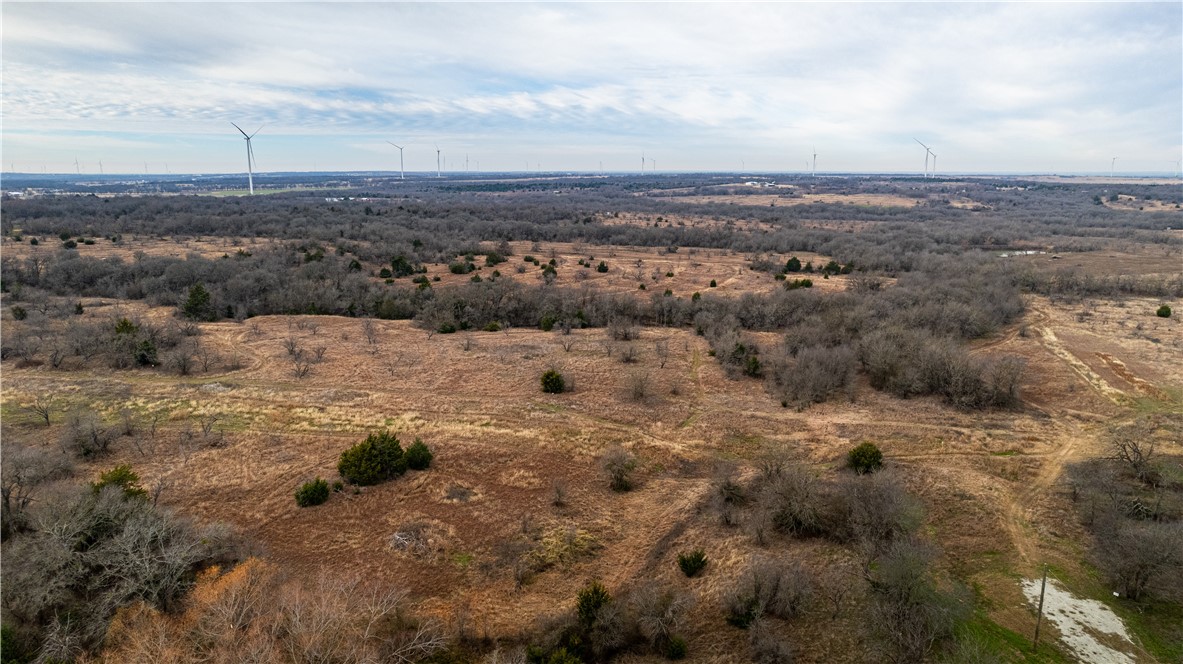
[2,2,1178,172]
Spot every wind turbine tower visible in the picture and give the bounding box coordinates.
[387,142,405,179]
[74,156,80,175]
[231,122,263,195]
[1111,157,1117,178]
[435,145,442,178]
[913,139,931,178]
[812,148,817,177]
[641,152,645,174]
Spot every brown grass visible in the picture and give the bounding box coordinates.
[3,258,1179,660]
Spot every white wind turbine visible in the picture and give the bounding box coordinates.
[1111,157,1118,178]
[812,147,818,177]
[930,152,937,178]
[913,138,932,178]
[231,122,263,195]
[387,142,405,179]
[435,144,442,178]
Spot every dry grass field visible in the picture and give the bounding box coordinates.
[4,229,1180,661]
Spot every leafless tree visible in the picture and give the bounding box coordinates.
[625,370,651,402]
[655,340,670,368]
[282,337,301,357]
[362,318,379,345]
[1,442,73,537]
[601,445,637,492]
[292,356,312,379]
[21,396,55,426]
[551,478,568,507]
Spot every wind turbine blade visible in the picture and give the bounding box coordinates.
[913,138,929,149]
[231,122,249,138]
[248,125,264,139]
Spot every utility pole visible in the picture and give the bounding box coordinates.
[1032,566,1048,651]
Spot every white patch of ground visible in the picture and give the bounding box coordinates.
[1022,578,1135,664]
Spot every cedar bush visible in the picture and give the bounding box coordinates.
[405,439,433,470]
[1157,304,1172,318]
[848,442,884,474]
[678,549,708,577]
[338,431,406,485]
[295,478,330,507]
[541,369,566,394]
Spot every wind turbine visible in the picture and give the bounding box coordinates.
[1111,157,1117,178]
[930,152,937,179]
[231,122,263,195]
[641,152,645,174]
[387,142,405,179]
[74,156,80,174]
[435,145,441,178]
[99,161,104,175]
[812,148,817,177]
[913,139,931,178]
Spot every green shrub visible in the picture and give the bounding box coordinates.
[338,431,406,485]
[540,315,557,332]
[378,267,392,278]
[59,231,71,241]
[437,322,457,334]
[576,580,611,627]
[678,549,708,577]
[664,635,689,660]
[596,261,609,273]
[295,478,330,507]
[785,256,802,272]
[92,464,148,500]
[405,439,433,470]
[332,480,344,492]
[28,238,38,245]
[1157,304,1172,318]
[63,240,77,249]
[848,442,884,474]
[483,321,502,332]
[10,306,27,321]
[541,369,565,394]
[710,279,717,287]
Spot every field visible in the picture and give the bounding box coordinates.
[3,175,1182,663]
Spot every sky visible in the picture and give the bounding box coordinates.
[2,2,1180,175]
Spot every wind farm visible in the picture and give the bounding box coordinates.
[2,3,1181,664]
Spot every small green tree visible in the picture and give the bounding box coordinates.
[405,439,433,470]
[92,464,148,500]
[848,442,884,474]
[541,369,566,394]
[1156,304,1172,318]
[678,549,708,577]
[785,257,802,273]
[11,306,27,321]
[295,478,330,507]
[596,261,609,273]
[182,283,217,321]
[338,431,406,485]
[576,580,611,627]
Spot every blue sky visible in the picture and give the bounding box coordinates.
[3,2,1180,174]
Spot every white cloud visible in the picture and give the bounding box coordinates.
[2,2,1178,172]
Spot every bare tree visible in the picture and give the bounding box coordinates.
[21,396,55,426]
[362,318,379,345]
[655,340,670,368]
[1,442,73,537]
[601,446,637,492]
